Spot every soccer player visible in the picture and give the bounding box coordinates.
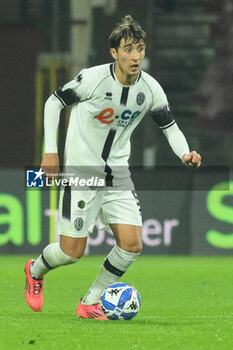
[25,15,201,319]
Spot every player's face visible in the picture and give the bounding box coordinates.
[110,38,146,82]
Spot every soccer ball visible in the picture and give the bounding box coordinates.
[100,282,141,320]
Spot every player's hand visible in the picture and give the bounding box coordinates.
[41,153,59,178]
[182,151,201,168]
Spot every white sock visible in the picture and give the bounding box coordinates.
[30,242,78,279]
[82,245,140,305]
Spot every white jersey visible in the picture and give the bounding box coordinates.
[54,63,173,186]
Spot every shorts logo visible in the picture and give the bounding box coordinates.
[74,217,84,231]
[136,92,145,105]
[78,200,86,209]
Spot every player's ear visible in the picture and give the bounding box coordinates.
[110,48,117,60]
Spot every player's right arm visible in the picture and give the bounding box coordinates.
[41,94,64,177]
[41,68,92,176]
[41,153,59,177]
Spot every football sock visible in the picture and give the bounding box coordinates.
[82,245,140,305]
[30,242,78,279]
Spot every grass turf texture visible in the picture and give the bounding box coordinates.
[0,256,232,350]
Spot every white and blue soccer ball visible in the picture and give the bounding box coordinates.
[100,282,141,320]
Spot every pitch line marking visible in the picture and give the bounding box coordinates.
[140,315,233,319]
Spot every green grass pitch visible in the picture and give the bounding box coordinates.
[0,256,232,350]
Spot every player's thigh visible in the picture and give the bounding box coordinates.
[110,223,142,253]
[101,190,142,227]
[58,187,104,257]
[101,190,142,253]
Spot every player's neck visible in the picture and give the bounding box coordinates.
[114,63,137,86]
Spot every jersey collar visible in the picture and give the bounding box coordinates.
[109,63,141,86]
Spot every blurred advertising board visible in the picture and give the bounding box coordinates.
[0,167,232,255]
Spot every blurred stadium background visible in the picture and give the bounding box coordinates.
[0,0,233,255]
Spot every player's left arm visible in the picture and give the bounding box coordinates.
[162,123,201,168]
[181,151,201,168]
[148,78,201,167]
[150,106,201,168]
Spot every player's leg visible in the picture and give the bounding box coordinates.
[25,236,86,312]
[77,223,141,320]
[110,223,142,252]
[79,190,142,311]
[29,235,87,279]
[25,186,90,312]
[80,224,142,307]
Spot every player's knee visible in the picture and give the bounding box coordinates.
[123,242,142,254]
[131,243,142,254]
[60,245,85,260]
[42,242,79,269]
[59,235,87,259]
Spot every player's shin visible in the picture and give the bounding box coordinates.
[82,245,140,305]
[30,242,79,279]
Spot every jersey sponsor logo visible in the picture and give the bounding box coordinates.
[94,108,141,127]
[94,108,115,124]
[136,92,145,105]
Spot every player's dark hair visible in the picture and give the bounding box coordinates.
[108,15,147,50]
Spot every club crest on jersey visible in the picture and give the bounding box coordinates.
[136,92,145,105]
[94,108,141,127]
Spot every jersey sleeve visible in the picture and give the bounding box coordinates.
[149,78,175,130]
[54,69,91,107]
[149,78,168,111]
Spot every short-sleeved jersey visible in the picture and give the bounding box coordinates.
[54,63,172,186]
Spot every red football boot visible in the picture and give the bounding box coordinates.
[76,299,108,320]
[25,260,44,312]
